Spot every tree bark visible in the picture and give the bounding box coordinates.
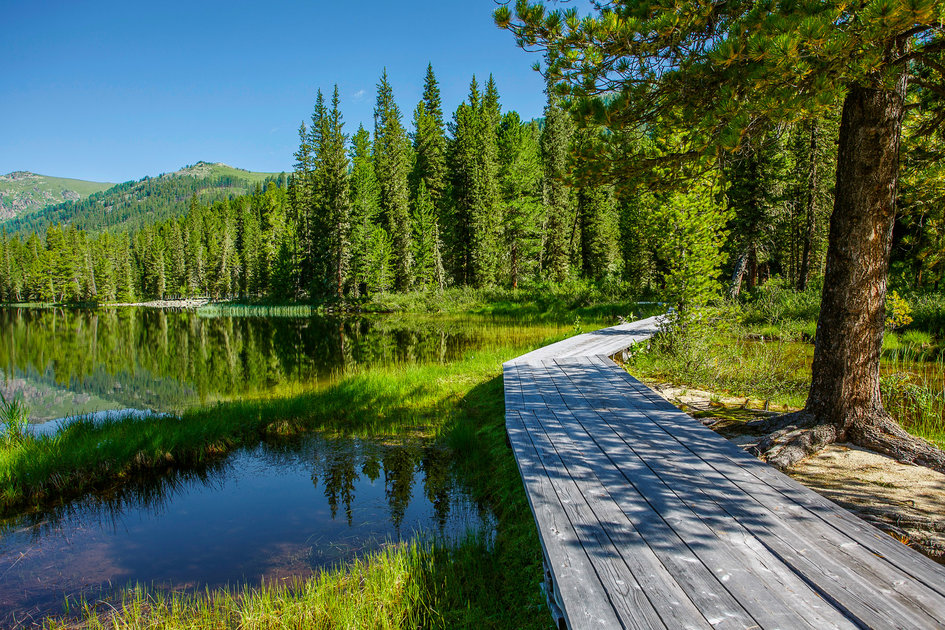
[753,75,945,473]
[729,249,749,299]
[806,80,905,428]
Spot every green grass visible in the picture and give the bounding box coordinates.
[38,369,549,629]
[2,327,569,628]
[627,308,945,447]
[0,393,30,446]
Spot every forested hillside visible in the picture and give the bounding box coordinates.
[0,172,114,221]
[0,61,941,305]
[2,162,283,236]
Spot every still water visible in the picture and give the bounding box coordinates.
[0,307,566,624]
[0,307,563,423]
[0,434,492,623]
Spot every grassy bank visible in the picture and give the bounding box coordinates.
[38,370,548,629]
[627,292,945,448]
[2,328,565,628]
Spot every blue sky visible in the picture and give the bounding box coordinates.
[1,0,551,183]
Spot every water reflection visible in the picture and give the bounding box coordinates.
[0,307,563,423]
[0,433,493,623]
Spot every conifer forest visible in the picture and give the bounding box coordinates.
[6,59,939,308]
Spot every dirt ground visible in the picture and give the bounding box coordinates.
[649,383,945,563]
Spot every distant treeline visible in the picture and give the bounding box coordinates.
[5,169,287,236]
[0,65,939,305]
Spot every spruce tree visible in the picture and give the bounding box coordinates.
[412,64,448,206]
[539,91,574,283]
[322,85,352,299]
[411,181,445,290]
[373,70,413,291]
[349,124,382,297]
[446,93,477,285]
[497,112,543,288]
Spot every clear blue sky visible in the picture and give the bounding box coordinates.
[1,0,549,183]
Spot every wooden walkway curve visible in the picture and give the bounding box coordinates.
[503,315,945,629]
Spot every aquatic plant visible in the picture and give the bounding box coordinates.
[0,393,30,446]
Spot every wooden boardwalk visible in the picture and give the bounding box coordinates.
[504,315,945,629]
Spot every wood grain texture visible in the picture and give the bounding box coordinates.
[505,316,945,629]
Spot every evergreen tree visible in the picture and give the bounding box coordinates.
[349,125,381,297]
[322,85,352,299]
[539,91,574,283]
[497,0,945,468]
[412,64,448,206]
[497,112,543,288]
[364,226,392,292]
[446,94,478,285]
[447,76,502,287]
[411,181,445,289]
[373,70,413,291]
[165,221,187,298]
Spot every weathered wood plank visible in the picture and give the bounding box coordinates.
[589,356,945,596]
[506,408,625,628]
[505,317,945,630]
[576,358,945,627]
[531,361,855,630]
[518,406,674,630]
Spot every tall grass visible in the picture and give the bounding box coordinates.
[31,339,551,628]
[629,307,812,408]
[0,393,30,446]
[628,302,945,448]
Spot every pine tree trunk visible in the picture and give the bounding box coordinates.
[754,76,945,472]
[798,121,819,291]
[729,249,749,299]
[746,243,757,291]
[806,81,904,427]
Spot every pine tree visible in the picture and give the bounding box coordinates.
[497,0,945,468]
[539,91,574,283]
[114,233,136,302]
[446,76,503,287]
[412,64,448,206]
[446,92,477,285]
[411,181,445,289]
[322,85,352,299]
[497,112,543,288]
[374,70,413,291]
[165,221,187,298]
[349,125,381,297]
[365,226,392,293]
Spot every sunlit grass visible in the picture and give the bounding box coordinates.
[45,536,536,630]
[28,335,551,629]
[627,316,945,448]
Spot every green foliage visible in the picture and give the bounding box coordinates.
[539,92,574,283]
[374,70,413,291]
[885,290,914,330]
[0,393,30,446]
[645,177,732,310]
[632,304,812,409]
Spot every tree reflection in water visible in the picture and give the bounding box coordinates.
[0,432,493,621]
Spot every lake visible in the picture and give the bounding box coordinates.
[0,306,570,624]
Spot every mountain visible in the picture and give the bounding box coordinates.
[0,171,114,221]
[2,161,285,234]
